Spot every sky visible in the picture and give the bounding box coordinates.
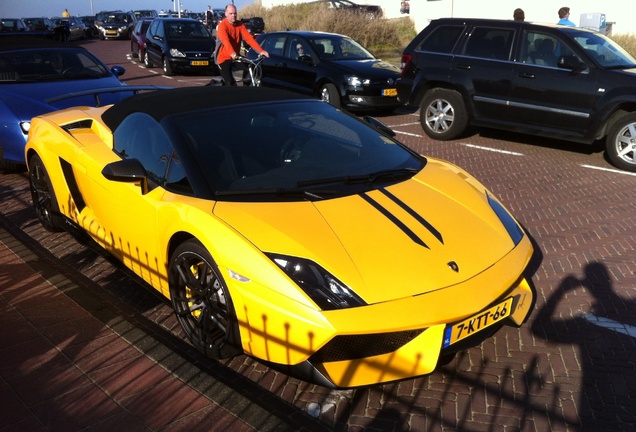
[1,0,251,18]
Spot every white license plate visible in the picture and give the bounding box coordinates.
[443,297,513,347]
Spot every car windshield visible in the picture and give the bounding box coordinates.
[309,36,375,60]
[105,14,130,23]
[0,48,111,83]
[171,100,424,201]
[566,29,636,69]
[166,21,210,39]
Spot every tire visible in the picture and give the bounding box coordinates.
[169,239,242,360]
[28,153,64,232]
[0,146,23,174]
[163,57,173,76]
[319,83,341,108]
[419,89,468,140]
[606,112,636,172]
[144,51,154,68]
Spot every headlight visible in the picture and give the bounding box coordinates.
[20,121,30,134]
[118,26,127,32]
[346,76,370,87]
[169,48,186,58]
[487,194,524,245]
[267,253,367,311]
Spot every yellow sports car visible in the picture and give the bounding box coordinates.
[25,87,535,388]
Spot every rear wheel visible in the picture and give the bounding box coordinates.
[319,83,341,108]
[169,240,242,360]
[606,112,636,172]
[28,153,64,232]
[420,89,468,140]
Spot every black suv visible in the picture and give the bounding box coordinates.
[397,18,636,172]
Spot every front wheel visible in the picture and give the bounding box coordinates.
[144,51,154,68]
[319,83,341,108]
[28,153,64,232]
[168,240,242,360]
[163,57,173,76]
[606,112,636,172]
[420,89,468,140]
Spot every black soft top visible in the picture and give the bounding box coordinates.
[101,86,309,130]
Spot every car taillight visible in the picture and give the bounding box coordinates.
[400,53,412,73]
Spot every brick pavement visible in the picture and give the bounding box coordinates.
[1,115,636,431]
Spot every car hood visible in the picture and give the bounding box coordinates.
[328,59,401,79]
[213,159,521,304]
[0,79,126,121]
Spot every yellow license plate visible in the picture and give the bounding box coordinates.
[191,60,209,66]
[382,88,397,96]
[443,297,513,347]
[106,30,116,35]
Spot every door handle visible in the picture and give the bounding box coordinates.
[518,72,536,79]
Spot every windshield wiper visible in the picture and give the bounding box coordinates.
[297,167,419,187]
[215,187,337,200]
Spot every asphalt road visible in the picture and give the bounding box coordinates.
[2,38,636,431]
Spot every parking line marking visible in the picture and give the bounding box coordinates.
[394,130,423,137]
[580,164,636,176]
[461,143,524,156]
[583,314,636,338]
[391,122,420,127]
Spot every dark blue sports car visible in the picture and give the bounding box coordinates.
[0,39,136,172]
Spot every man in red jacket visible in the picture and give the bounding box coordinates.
[215,4,269,86]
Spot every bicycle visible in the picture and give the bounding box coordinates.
[209,54,264,87]
[234,55,264,87]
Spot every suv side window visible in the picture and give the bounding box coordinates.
[524,31,577,67]
[463,27,514,61]
[417,25,464,54]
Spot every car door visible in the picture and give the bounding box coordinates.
[449,25,516,123]
[145,20,164,65]
[76,113,189,289]
[507,29,601,139]
[256,33,294,90]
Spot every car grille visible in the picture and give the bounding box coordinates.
[308,329,425,363]
[186,51,211,59]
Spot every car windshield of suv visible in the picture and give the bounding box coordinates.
[171,100,424,200]
[167,21,210,39]
[0,48,110,83]
[105,13,130,24]
[309,36,374,60]
[567,29,636,69]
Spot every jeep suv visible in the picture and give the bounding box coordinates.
[397,18,636,172]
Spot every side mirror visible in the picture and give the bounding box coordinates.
[299,54,314,65]
[362,116,396,137]
[558,55,586,72]
[111,65,126,77]
[102,158,149,194]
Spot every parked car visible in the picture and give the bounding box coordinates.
[79,16,98,38]
[397,18,636,172]
[1,18,29,33]
[143,18,216,76]
[51,17,86,41]
[133,9,158,19]
[130,18,154,59]
[247,31,401,111]
[0,40,135,171]
[308,0,383,18]
[96,11,136,40]
[25,85,535,388]
[241,17,264,35]
[22,17,55,32]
